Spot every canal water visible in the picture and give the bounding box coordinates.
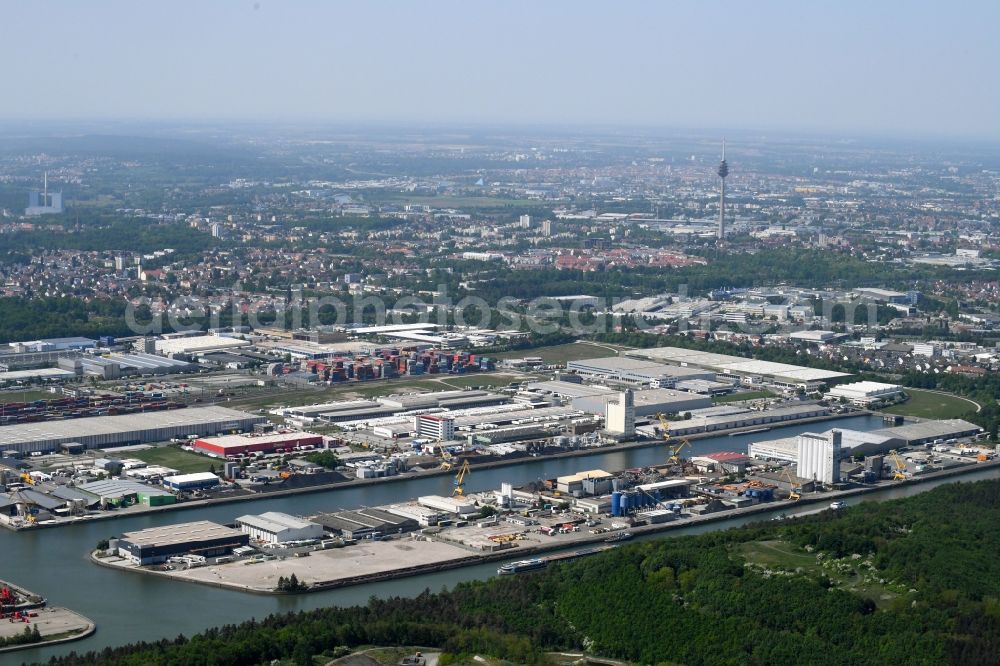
[5,415,996,664]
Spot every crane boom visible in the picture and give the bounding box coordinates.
[452,459,471,496]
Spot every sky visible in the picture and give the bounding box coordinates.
[2,1,999,138]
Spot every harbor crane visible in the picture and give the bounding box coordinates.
[452,459,471,497]
[657,413,691,468]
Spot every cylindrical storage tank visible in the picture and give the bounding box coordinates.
[611,492,622,517]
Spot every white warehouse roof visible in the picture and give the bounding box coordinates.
[627,347,851,383]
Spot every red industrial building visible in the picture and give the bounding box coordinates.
[193,431,325,457]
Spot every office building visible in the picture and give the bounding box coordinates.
[413,414,455,441]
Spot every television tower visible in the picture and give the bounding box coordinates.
[717,140,728,239]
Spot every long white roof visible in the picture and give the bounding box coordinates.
[0,406,260,447]
[628,347,850,382]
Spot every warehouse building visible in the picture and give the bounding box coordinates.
[193,431,324,457]
[556,469,614,496]
[64,353,197,379]
[0,406,265,454]
[0,367,76,385]
[418,494,479,517]
[162,472,221,492]
[279,400,383,420]
[235,512,324,544]
[571,387,711,417]
[827,381,903,406]
[77,479,176,507]
[626,347,851,391]
[154,335,251,357]
[379,390,508,411]
[314,507,419,540]
[873,419,982,446]
[117,520,249,565]
[650,404,831,437]
[748,428,904,463]
[567,356,716,388]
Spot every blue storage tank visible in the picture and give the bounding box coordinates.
[620,493,630,514]
[611,492,622,517]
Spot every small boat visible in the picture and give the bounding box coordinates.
[497,558,547,576]
[605,531,634,544]
[733,427,771,436]
[829,501,846,510]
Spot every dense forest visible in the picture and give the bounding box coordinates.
[42,479,1000,666]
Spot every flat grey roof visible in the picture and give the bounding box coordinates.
[78,479,172,498]
[873,419,981,442]
[0,406,262,447]
[627,347,851,383]
[235,511,317,532]
[121,520,243,547]
[526,380,616,399]
[568,356,710,377]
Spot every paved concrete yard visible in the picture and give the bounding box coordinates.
[174,538,472,592]
[0,607,92,640]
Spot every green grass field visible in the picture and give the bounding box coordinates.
[0,389,59,404]
[131,445,220,474]
[880,388,977,419]
[493,341,626,364]
[712,390,775,404]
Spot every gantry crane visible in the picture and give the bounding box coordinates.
[452,459,471,497]
[888,450,907,481]
[657,413,691,468]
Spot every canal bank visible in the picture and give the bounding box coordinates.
[8,408,867,533]
[3,413,990,664]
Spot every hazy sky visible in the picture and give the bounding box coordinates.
[3,1,999,137]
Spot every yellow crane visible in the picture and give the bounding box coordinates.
[657,413,691,467]
[888,450,907,481]
[782,466,802,500]
[452,459,471,497]
[440,449,454,471]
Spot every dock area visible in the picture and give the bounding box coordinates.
[90,458,1000,595]
[0,580,95,653]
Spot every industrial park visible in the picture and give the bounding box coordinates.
[90,424,998,594]
[1,331,993,535]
